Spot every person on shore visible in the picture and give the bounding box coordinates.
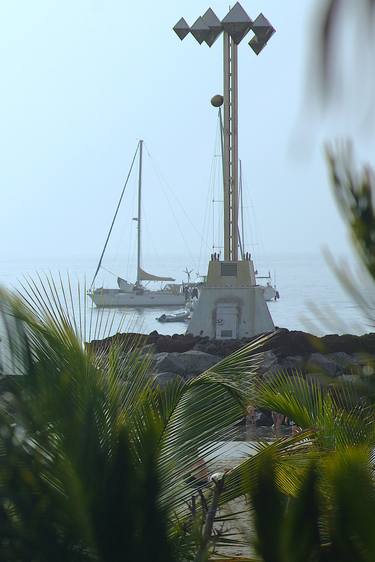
[271,411,284,433]
[246,405,257,426]
[289,419,302,435]
[191,287,199,300]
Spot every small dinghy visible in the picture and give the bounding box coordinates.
[157,310,190,323]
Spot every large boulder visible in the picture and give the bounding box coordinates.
[154,350,221,376]
[354,352,375,366]
[193,340,226,357]
[307,353,339,377]
[262,354,305,377]
[271,329,321,357]
[279,355,305,372]
[259,351,278,374]
[328,352,360,372]
[141,343,156,355]
[150,333,198,353]
[153,352,170,371]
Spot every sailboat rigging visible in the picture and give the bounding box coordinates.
[215,110,279,302]
[89,140,186,308]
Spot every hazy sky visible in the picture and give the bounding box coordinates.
[0,0,372,266]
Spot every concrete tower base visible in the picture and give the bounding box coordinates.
[187,259,275,339]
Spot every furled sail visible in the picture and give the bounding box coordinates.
[117,277,134,291]
[138,267,175,282]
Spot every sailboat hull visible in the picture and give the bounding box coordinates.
[261,284,278,302]
[89,289,185,308]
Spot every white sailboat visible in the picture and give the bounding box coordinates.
[89,140,186,308]
[259,279,279,302]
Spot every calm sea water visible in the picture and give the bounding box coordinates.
[0,252,371,340]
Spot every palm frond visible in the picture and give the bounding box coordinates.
[325,145,375,324]
[281,462,322,562]
[326,447,375,561]
[151,338,273,514]
[220,431,315,506]
[254,370,325,429]
[317,1,375,106]
[254,369,375,449]
[17,273,126,344]
[248,449,286,562]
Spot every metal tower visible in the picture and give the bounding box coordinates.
[174,3,275,262]
[173,3,276,340]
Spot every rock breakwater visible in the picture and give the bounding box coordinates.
[89,328,375,386]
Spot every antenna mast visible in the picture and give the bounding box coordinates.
[136,139,143,285]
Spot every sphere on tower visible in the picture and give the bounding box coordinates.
[211,94,224,107]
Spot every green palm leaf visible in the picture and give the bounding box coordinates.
[327,447,375,562]
[254,370,375,449]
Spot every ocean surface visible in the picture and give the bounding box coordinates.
[0,252,372,341]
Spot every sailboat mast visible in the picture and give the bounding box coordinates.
[137,139,143,285]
